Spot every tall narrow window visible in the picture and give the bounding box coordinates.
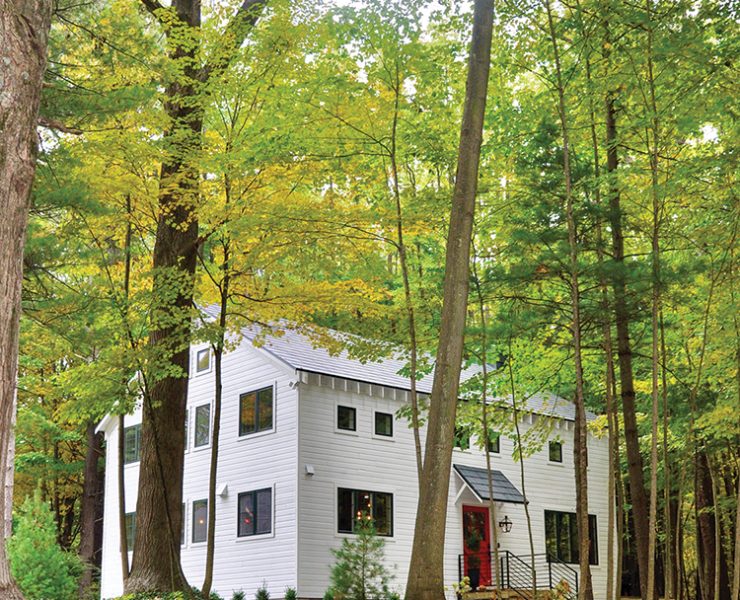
[181,503,186,545]
[237,488,273,537]
[124,512,136,548]
[239,386,274,436]
[374,412,393,437]
[192,499,208,543]
[123,425,141,464]
[196,348,210,373]
[549,440,563,463]
[184,410,189,452]
[337,405,356,431]
[194,404,211,447]
[487,430,500,454]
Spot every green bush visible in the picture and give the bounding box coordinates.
[284,588,297,600]
[113,587,223,600]
[8,492,83,600]
[255,583,270,600]
[232,592,246,600]
[327,516,394,600]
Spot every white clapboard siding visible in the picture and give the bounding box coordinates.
[100,335,614,600]
[296,377,613,600]
[99,340,300,599]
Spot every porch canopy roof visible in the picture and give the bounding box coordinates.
[453,464,526,504]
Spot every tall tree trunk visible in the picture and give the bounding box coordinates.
[126,0,266,591]
[79,422,104,594]
[201,175,231,597]
[544,2,593,598]
[645,0,662,594]
[405,2,493,597]
[0,0,53,597]
[604,28,652,597]
[731,460,739,600]
[696,451,717,600]
[660,312,674,599]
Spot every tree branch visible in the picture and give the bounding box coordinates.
[38,116,83,135]
[200,0,268,84]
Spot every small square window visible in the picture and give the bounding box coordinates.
[238,488,272,537]
[337,406,356,431]
[549,440,563,463]
[374,412,393,437]
[454,425,471,451]
[192,499,208,543]
[196,348,210,373]
[239,387,274,436]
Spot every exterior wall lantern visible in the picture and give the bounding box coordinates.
[498,515,513,533]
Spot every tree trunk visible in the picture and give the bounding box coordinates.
[544,2,593,598]
[404,2,493,597]
[127,4,266,591]
[0,0,53,596]
[696,450,716,600]
[731,461,739,600]
[79,422,104,594]
[604,43,652,600]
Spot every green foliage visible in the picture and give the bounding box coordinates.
[255,584,270,600]
[113,588,224,600]
[327,516,395,600]
[284,588,297,600]
[231,592,246,600]
[8,492,84,600]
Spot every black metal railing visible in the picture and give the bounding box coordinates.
[456,551,578,599]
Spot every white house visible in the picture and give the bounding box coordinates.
[97,325,613,600]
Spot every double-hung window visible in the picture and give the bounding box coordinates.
[239,386,274,436]
[544,510,598,565]
[237,488,272,537]
[195,348,210,373]
[337,488,393,537]
[124,425,141,464]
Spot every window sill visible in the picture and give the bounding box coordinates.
[192,444,211,452]
[237,427,276,442]
[235,531,275,542]
[335,532,394,542]
[371,433,395,442]
[548,461,566,467]
[334,428,359,437]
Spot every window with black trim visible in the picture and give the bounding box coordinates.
[124,425,141,464]
[194,404,211,447]
[374,412,393,437]
[549,440,563,462]
[184,410,189,452]
[237,488,272,537]
[544,510,598,565]
[487,430,500,453]
[337,488,393,536]
[196,348,210,373]
[125,512,136,548]
[192,499,207,543]
[239,386,274,436]
[337,405,356,431]
[181,503,185,545]
[454,425,471,450]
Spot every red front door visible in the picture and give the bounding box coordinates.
[462,505,492,588]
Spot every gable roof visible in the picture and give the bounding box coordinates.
[239,323,592,423]
[453,464,526,504]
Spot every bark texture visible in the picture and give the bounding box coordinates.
[404,2,493,598]
[605,75,651,600]
[79,422,105,594]
[126,0,266,591]
[0,0,52,596]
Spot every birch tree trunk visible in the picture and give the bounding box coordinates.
[0,1,52,596]
[405,2,493,596]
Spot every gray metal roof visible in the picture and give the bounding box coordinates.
[232,320,591,422]
[453,464,526,504]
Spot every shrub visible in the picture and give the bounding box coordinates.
[8,491,84,600]
[112,588,223,600]
[232,592,246,600]
[255,583,270,600]
[328,516,394,600]
[284,588,297,600]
